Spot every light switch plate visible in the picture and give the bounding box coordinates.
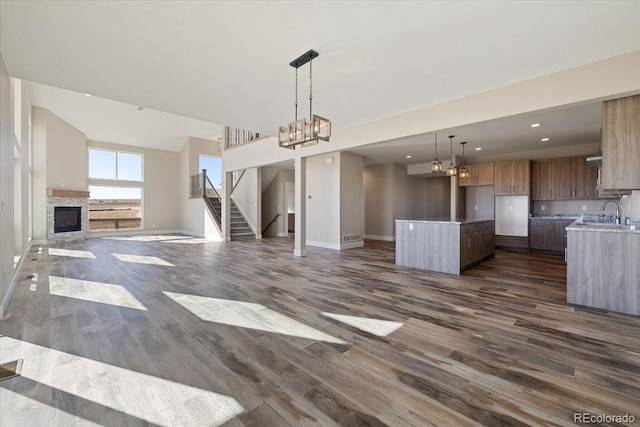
[582,205,587,211]
[409,223,414,230]
[541,205,546,211]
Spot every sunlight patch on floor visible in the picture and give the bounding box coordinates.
[49,248,97,259]
[103,235,189,242]
[161,238,211,244]
[322,313,404,337]
[112,253,175,266]
[49,276,147,311]
[0,336,244,427]
[164,292,345,344]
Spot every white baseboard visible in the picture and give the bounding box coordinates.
[364,234,395,242]
[30,239,47,245]
[306,240,342,250]
[276,232,288,237]
[1,241,33,319]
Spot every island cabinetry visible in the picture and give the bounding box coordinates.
[602,94,640,190]
[495,160,530,195]
[567,225,639,315]
[459,163,494,187]
[396,219,495,275]
[460,222,495,267]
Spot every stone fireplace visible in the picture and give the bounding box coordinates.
[46,189,90,242]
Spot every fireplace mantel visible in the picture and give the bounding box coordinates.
[47,188,90,198]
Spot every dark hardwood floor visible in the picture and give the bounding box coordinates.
[1,236,639,426]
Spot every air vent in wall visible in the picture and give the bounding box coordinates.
[342,234,362,243]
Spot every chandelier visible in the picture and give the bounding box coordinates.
[278,50,331,149]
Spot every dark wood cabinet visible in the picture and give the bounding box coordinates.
[551,220,573,252]
[529,219,551,251]
[573,156,597,199]
[552,158,573,200]
[495,160,530,195]
[531,160,552,200]
[602,94,640,190]
[531,156,598,200]
[460,162,494,187]
[530,219,574,253]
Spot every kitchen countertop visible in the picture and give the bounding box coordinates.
[396,218,494,225]
[566,215,640,234]
[529,213,581,220]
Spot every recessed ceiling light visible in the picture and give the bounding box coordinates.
[475,147,482,151]
[541,137,550,142]
[406,155,412,159]
[84,93,91,97]
[531,123,541,128]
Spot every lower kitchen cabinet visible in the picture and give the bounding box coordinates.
[529,219,573,253]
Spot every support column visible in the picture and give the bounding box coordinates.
[450,154,459,221]
[223,171,232,241]
[294,156,307,257]
[256,168,262,239]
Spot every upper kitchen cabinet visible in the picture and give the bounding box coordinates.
[459,162,494,187]
[602,94,640,190]
[495,160,530,195]
[531,157,596,200]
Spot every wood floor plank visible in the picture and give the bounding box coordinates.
[1,237,639,426]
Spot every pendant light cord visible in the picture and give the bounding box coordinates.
[294,68,298,122]
[309,59,313,119]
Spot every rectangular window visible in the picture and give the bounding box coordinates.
[89,148,142,181]
[88,186,142,231]
[199,155,222,188]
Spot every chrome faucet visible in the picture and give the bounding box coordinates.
[601,200,621,224]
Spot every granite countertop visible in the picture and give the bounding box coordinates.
[396,218,494,225]
[566,215,640,234]
[529,213,581,220]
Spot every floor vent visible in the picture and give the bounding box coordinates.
[0,359,23,382]
[342,234,362,243]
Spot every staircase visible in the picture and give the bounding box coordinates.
[204,196,256,241]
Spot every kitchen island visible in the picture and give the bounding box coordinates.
[396,218,495,275]
[566,218,640,316]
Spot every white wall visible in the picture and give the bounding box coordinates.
[178,136,222,238]
[340,152,364,249]
[46,111,86,191]
[364,163,450,240]
[1,57,33,317]
[466,186,495,220]
[31,107,87,242]
[231,167,259,234]
[261,168,294,238]
[223,52,640,173]
[0,53,15,316]
[364,163,394,239]
[306,153,341,249]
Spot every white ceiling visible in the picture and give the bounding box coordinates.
[30,83,222,151]
[348,101,604,166]
[2,0,639,141]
